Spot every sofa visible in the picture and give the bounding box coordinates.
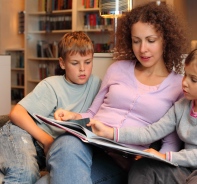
[0,114,9,127]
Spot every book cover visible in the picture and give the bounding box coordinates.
[33,113,178,167]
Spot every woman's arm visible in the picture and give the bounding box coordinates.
[88,104,177,145]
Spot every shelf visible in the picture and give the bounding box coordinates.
[77,8,100,12]
[28,57,59,61]
[6,48,25,51]
[28,9,72,15]
[94,53,113,58]
[28,30,72,34]
[11,85,25,89]
[11,68,24,71]
[80,28,113,32]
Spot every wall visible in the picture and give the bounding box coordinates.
[0,0,24,54]
[174,0,197,44]
[0,56,11,115]
[186,0,197,42]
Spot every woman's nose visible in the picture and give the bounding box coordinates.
[140,42,147,53]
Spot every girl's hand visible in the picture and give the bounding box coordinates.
[54,108,81,121]
[87,119,114,140]
[144,148,166,160]
[135,148,166,161]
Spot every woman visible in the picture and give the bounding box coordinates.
[37,2,188,184]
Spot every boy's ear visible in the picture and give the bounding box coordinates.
[59,57,65,69]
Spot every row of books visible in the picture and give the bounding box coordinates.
[11,89,24,104]
[8,51,24,68]
[18,11,25,34]
[37,39,111,57]
[16,73,24,86]
[39,15,72,31]
[39,63,65,80]
[37,40,58,58]
[38,0,72,12]
[94,43,111,53]
[84,13,113,30]
[82,0,99,8]
[39,63,49,80]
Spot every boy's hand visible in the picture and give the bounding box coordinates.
[42,136,54,155]
[87,119,114,140]
[54,108,81,121]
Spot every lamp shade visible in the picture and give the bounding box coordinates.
[99,0,132,18]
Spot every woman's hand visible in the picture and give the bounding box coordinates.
[87,119,114,140]
[54,108,82,121]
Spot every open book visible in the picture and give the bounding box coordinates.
[33,113,178,166]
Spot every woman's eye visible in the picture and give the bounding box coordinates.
[148,40,155,43]
[86,61,91,64]
[132,40,140,44]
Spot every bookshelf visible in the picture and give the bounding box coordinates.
[25,0,114,94]
[5,49,25,105]
[0,0,182,106]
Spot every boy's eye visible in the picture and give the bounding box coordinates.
[85,61,91,64]
[71,62,78,65]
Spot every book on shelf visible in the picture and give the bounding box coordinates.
[32,113,178,167]
[84,13,113,30]
[83,0,99,8]
[39,15,72,31]
[38,0,72,12]
[37,40,56,58]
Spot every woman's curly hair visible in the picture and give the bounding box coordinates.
[114,2,188,74]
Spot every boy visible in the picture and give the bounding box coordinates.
[0,31,101,184]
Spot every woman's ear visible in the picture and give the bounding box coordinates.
[59,57,65,69]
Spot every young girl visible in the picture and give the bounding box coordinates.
[88,49,197,184]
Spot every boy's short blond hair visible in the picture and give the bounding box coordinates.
[58,31,94,60]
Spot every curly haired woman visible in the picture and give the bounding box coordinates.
[37,2,189,184]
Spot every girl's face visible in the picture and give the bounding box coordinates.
[182,60,197,100]
[59,52,93,84]
[131,21,164,68]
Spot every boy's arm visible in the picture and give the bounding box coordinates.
[10,104,54,154]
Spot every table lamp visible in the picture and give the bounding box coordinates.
[99,0,132,56]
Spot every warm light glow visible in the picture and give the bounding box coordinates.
[99,0,132,18]
[150,0,166,6]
